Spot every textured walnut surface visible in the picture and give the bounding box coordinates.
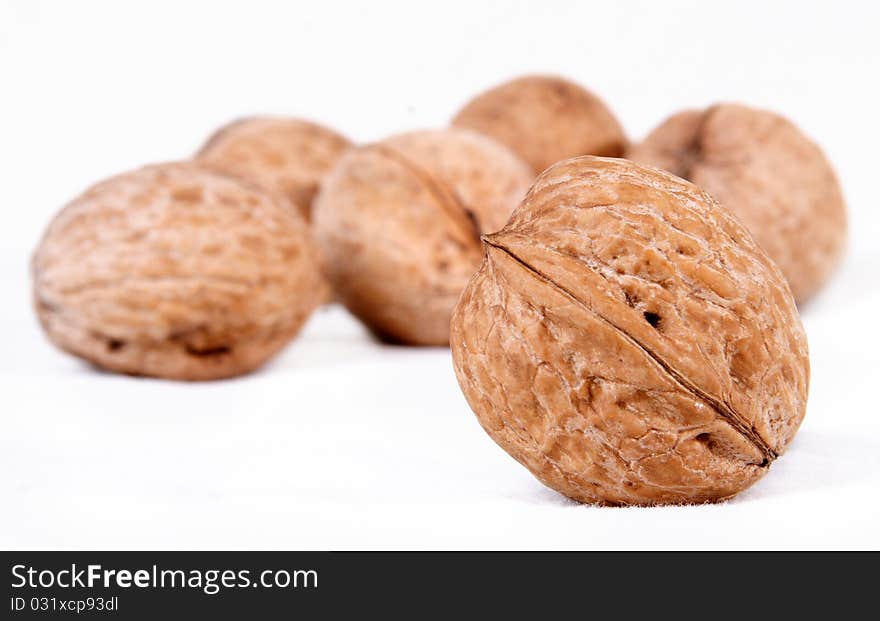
[33,162,323,380]
[452,75,628,174]
[313,128,532,345]
[451,157,809,505]
[197,117,351,221]
[628,103,847,303]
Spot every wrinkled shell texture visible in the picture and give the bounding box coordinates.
[628,104,847,303]
[313,128,533,345]
[452,75,628,175]
[451,157,809,506]
[197,117,352,221]
[33,162,323,380]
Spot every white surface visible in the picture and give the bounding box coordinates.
[1,0,879,550]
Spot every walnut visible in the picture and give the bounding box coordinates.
[32,162,323,380]
[452,74,628,174]
[313,128,533,345]
[628,103,847,303]
[450,157,809,506]
[197,116,352,221]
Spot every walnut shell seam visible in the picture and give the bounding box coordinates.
[480,232,777,466]
[367,143,481,244]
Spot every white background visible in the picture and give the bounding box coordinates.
[1,0,878,550]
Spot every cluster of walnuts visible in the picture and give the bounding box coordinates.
[33,75,846,505]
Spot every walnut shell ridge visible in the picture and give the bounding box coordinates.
[197,116,352,221]
[452,74,628,174]
[313,128,533,345]
[33,162,324,380]
[450,157,809,505]
[628,103,847,304]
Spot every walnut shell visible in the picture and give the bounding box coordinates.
[450,157,809,505]
[197,117,351,221]
[313,128,533,345]
[452,75,628,174]
[628,104,847,303]
[33,162,323,380]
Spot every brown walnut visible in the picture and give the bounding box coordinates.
[450,157,809,505]
[628,103,847,303]
[452,74,628,174]
[313,128,533,345]
[33,162,323,380]
[197,116,352,221]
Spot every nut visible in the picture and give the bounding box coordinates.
[33,162,323,380]
[628,103,847,303]
[197,116,352,221]
[313,128,533,345]
[452,74,628,174]
[450,157,809,505]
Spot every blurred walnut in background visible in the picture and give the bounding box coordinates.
[452,74,627,174]
[629,103,847,303]
[313,128,532,345]
[33,163,323,380]
[197,117,352,221]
